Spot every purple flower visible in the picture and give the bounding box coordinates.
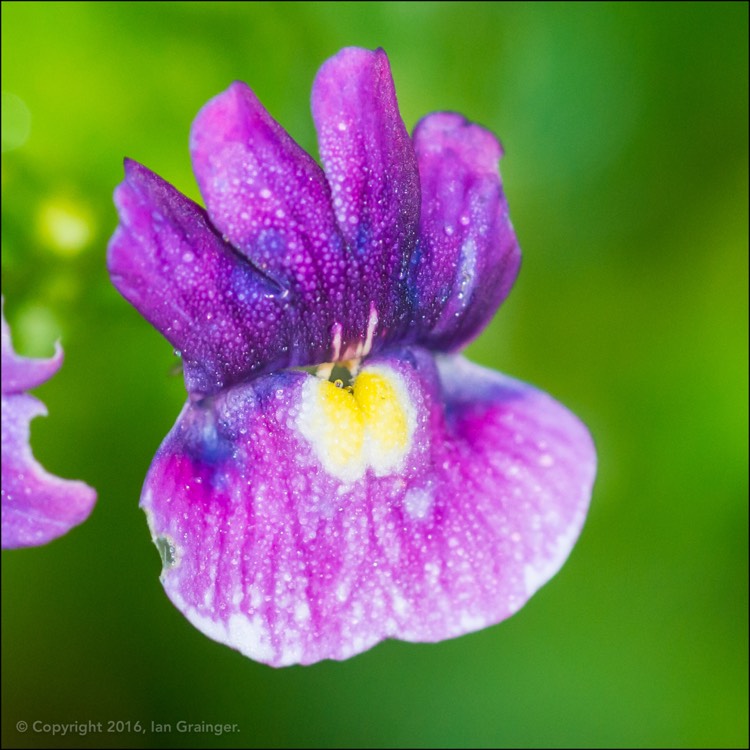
[108,47,596,666]
[2,299,96,548]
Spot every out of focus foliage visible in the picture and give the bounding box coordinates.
[2,3,747,748]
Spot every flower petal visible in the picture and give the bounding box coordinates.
[190,81,349,296]
[142,347,594,666]
[188,80,409,368]
[413,113,521,349]
[108,159,296,396]
[1,298,62,394]
[311,47,420,332]
[109,160,398,394]
[2,394,96,548]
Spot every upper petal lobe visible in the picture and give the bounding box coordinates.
[108,159,294,395]
[312,47,420,342]
[190,81,349,299]
[111,50,522,383]
[413,112,521,349]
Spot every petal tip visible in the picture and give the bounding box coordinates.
[415,111,504,167]
[1,301,65,394]
[1,393,98,550]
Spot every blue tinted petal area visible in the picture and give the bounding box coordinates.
[108,159,297,396]
[142,347,594,666]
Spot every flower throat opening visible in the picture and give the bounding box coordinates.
[314,360,358,391]
[297,359,416,483]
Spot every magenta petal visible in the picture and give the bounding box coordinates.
[312,47,420,324]
[2,299,62,393]
[190,81,347,293]
[142,348,594,666]
[1,303,96,548]
[2,395,96,548]
[108,159,295,396]
[413,113,521,350]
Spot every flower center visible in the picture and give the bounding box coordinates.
[297,362,416,484]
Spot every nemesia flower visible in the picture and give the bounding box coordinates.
[108,47,596,666]
[1,299,96,548]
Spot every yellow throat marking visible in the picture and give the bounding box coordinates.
[298,365,415,483]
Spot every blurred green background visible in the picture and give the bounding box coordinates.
[2,2,747,748]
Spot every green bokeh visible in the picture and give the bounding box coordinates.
[2,2,747,747]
